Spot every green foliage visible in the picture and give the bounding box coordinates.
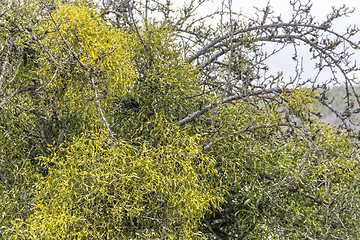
[1,0,360,239]
[204,119,360,239]
[113,23,201,139]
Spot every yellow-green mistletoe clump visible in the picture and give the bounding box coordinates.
[10,125,222,239]
[35,3,136,131]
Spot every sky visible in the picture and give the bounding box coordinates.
[193,0,359,33]
[175,0,360,86]
[185,0,360,31]
[230,0,359,22]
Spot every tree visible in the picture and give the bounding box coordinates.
[1,0,360,239]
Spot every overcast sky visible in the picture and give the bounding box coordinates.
[178,0,360,86]
[232,0,359,21]
[194,0,359,32]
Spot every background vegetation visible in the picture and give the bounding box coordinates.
[315,85,360,127]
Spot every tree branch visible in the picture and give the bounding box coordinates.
[176,88,283,126]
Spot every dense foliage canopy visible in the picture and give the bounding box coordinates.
[1,0,360,239]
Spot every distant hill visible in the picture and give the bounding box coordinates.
[313,84,360,127]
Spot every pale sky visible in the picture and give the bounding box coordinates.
[193,0,359,30]
[176,0,360,85]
